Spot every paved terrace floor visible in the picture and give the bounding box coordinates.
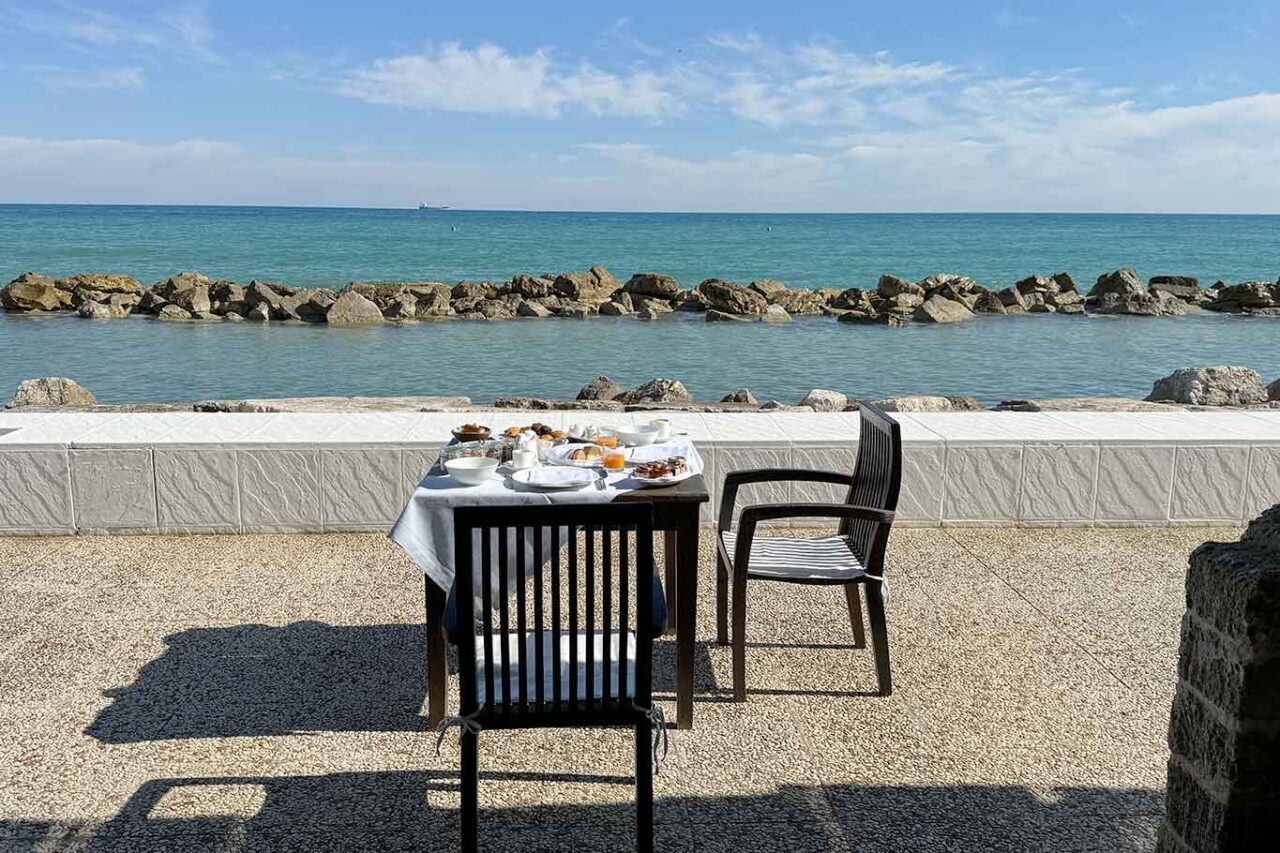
[0,526,1241,852]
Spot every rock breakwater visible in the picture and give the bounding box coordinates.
[4,266,1277,326]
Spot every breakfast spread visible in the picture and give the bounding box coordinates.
[633,456,689,480]
[455,423,490,436]
[504,423,567,441]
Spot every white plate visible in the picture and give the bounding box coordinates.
[546,443,622,468]
[628,470,694,488]
[511,467,596,490]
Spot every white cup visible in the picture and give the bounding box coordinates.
[649,418,671,440]
[512,449,537,470]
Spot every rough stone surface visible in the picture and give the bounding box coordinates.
[870,395,983,412]
[623,272,679,300]
[6,376,97,408]
[1146,366,1269,407]
[1,276,66,311]
[800,388,848,412]
[749,279,789,300]
[705,309,756,323]
[156,303,193,321]
[771,289,827,314]
[761,304,793,323]
[576,376,626,402]
[57,273,143,294]
[1269,378,1280,402]
[1158,508,1280,853]
[913,294,975,324]
[993,397,1178,412]
[553,265,619,304]
[696,279,768,315]
[1150,275,1202,301]
[516,299,553,318]
[876,274,924,299]
[325,291,384,325]
[721,388,758,405]
[618,378,693,405]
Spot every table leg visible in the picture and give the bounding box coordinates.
[424,577,448,727]
[663,529,678,636]
[675,508,699,729]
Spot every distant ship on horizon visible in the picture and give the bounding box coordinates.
[418,203,449,210]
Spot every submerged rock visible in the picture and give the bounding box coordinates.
[325,291,384,325]
[7,377,96,408]
[1145,366,1269,407]
[761,304,793,323]
[913,294,974,324]
[705,309,756,322]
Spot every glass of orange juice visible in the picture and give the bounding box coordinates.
[594,435,619,449]
[603,450,626,470]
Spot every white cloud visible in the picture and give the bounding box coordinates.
[2,2,220,63]
[20,64,145,90]
[340,43,675,118]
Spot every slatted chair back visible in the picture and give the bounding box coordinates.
[841,404,902,567]
[452,503,657,727]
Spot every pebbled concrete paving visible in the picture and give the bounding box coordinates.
[0,525,1242,851]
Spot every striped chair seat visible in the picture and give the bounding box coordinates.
[721,531,868,582]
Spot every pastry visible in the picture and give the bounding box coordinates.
[569,445,604,462]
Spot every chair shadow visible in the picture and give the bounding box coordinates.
[86,621,431,743]
[0,774,1165,852]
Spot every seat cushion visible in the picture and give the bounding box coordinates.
[473,630,638,705]
[721,531,868,582]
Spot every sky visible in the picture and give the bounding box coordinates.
[1,1,1278,212]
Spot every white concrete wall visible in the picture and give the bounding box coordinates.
[0,409,1277,535]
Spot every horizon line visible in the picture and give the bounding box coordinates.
[2,202,1280,217]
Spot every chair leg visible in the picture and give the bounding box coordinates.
[732,570,748,702]
[844,583,866,649]
[635,722,654,853]
[865,581,892,696]
[715,549,729,646]
[461,729,479,853]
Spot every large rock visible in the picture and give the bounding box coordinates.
[555,300,596,319]
[1051,272,1079,293]
[972,291,1007,314]
[748,279,788,300]
[77,293,137,319]
[1270,378,1280,402]
[57,273,142,295]
[1146,366,1269,407]
[1204,281,1278,314]
[705,309,756,322]
[913,294,974,324]
[761,304,793,323]
[7,377,96,408]
[618,378,692,406]
[384,293,418,320]
[325,291,384,325]
[503,274,557,299]
[1089,267,1146,299]
[1088,269,1193,316]
[170,284,211,315]
[516,299,553,318]
[623,273,679,300]
[876,274,924,299]
[153,273,213,301]
[1149,275,1202,301]
[553,265,620,304]
[576,376,626,402]
[722,388,758,405]
[156,304,193,321]
[829,288,873,311]
[412,287,453,318]
[245,302,271,322]
[451,280,498,302]
[869,395,982,412]
[695,279,767,315]
[800,389,848,412]
[771,289,827,314]
[1,275,67,311]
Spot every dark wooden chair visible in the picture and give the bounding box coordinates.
[715,404,901,699]
[444,503,666,853]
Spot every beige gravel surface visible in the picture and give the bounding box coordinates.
[0,525,1242,851]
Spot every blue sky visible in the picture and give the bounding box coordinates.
[1,0,1278,211]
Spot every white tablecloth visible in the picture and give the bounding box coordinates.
[389,437,704,593]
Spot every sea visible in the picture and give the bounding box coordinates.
[1,205,1277,405]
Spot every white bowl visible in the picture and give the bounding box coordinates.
[614,424,661,447]
[444,456,499,486]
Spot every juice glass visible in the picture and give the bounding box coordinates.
[603,450,626,470]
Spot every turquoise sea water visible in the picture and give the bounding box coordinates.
[1,205,1278,404]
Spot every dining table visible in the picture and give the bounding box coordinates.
[390,436,710,730]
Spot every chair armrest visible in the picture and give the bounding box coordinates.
[729,503,895,578]
[718,468,855,529]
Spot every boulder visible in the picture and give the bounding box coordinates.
[996,287,1027,312]
[412,288,453,318]
[325,291,384,325]
[1,276,67,311]
[57,273,142,295]
[209,281,249,315]
[156,304,193,321]
[246,302,271,322]
[618,378,693,406]
[598,300,632,316]
[993,397,1174,412]
[504,274,557,299]
[749,279,788,300]
[635,305,666,321]
[222,312,245,323]
[1088,267,1146,299]
[705,309,756,323]
[553,265,620,304]
[1046,289,1084,308]
[623,273,679,300]
[1149,275,1201,301]
[170,284,212,315]
[972,292,1007,314]
[913,294,974,324]
[577,376,626,402]
[771,289,826,314]
[1204,281,1278,313]
[722,388,758,405]
[886,291,924,310]
[1145,366,1269,407]
[762,304,793,323]
[517,299,553,318]
[1015,275,1054,295]
[869,395,983,412]
[6,377,96,408]
[633,295,674,316]
[876,274,924,299]
[76,293,137,319]
[1269,378,1280,402]
[800,389,848,412]
[385,294,418,320]
[673,289,705,312]
[837,310,907,327]
[1091,288,1195,317]
[451,280,498,301]
[556,301,596,319]
[245,280,289,311]
[829,288,873,311]
[695,279,767,315]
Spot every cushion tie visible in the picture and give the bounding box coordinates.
[640,704,670,774]
[435,711,483,756]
